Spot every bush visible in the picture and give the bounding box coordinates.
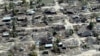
[56,38,61,43]
[28,51,37,56]
[52,44,61,53]
[87,22,94,30]
[39,46,45,50]
[69,29,74,35]
[93,32,99,37]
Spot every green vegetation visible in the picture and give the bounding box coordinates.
[9,1,17,38]
[37,0,42,4]
[39,46,45,50]
[79,0,88,5]
[11,18,17,38]
[52,38,62,53]
[12,9,17,16]
[30,0,33,8]
[22,0,27,4]
[91,13,98,18]
[90,13,98,22]
[4,5,8,13]
[82,44,89,49]
[8,50,14,56]
[53,44,58,51]
[52,43,61,53]
[9,2,14,9]
[30,44,36,51]
[8,54,13,56]
[53,31,57,36]
[58,0,64,3]
[42,14,48,25]
[56,38,61,43]
[93,32,99,37]
[69,29,74,36]
[97,37,100,41]
[29,51,37,56]
[74,26,79,31]
[87,22,94,30]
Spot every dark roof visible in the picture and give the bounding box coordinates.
[77,25,93,37]
[81,31,93,37]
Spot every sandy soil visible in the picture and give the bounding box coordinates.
[0,0,4,4]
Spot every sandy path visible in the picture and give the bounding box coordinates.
[0,0,4,4]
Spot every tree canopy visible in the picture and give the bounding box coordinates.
[87,22,94,30]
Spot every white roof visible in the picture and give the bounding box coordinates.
[2,16,11,21]
[3,32,9,36]
[27,9,35,14]
[45,44,53,47]
[0,50,7,53]
[58,42,63,45]
[42,6,53,9]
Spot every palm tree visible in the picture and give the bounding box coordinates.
[30,0,33,8]
[9,2,14,9]
[11,17,17,38]
[9,3,17,37]
[53,44,58,52]
[12,9,17,16]
[4,2,8,13]
[4,6,8,13]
